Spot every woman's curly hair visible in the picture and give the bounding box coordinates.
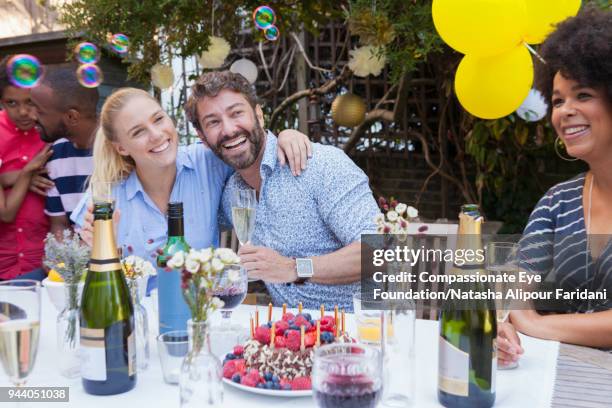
[536,6,612,107]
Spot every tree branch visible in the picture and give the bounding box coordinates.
[269,66,351,129]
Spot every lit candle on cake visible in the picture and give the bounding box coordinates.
[320,304,324,319]
[270,322,276,349]
[282,303,286,315]
[268,302,273,322]
[250,315,254,338]
[255,308,259,328]
[316,320,321,347]
[300,326,305,351]
[298,302,303,314]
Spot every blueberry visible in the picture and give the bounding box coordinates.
[225,353,236,360]
[272,375,280,383]
[289,325,300,331]
[283,384,292,391]
[264,382,273,389]
[302,313,312,322]
[256,383,265,389]
[264,372,273,381]
[232,373,241,383]
[288,319,295,325]
[266,322,272,328]
[273,382,281,390]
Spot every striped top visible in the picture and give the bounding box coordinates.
[44,138,93,222]
[520,173,612,313]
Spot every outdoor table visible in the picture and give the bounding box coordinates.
[16,287,563,407]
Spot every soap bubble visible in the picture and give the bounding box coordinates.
[6,54,43,88]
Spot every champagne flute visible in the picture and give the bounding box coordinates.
[231,188,257,245]
[486,242,519,369]
[0,280,42,387]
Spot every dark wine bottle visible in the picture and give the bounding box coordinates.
[438,204,496,408]
[156,202,191,333]
[80,202,136,395]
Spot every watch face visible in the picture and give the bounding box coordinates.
[296,258,313,278]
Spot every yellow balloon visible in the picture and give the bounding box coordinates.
[432,0,527,56]
[455,45,534,119]
[524,0,581,44]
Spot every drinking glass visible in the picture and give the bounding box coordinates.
[212,264,247,332]
[486,242,519,369]
[313,343,383,408]
[231,188,257,245]
[381,303,416,407]
[0,280,42,387]
[353,292,386,346]
[157,330,189,384]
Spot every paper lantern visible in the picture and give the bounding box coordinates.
[331,94,367,127]
[230,59,258,84]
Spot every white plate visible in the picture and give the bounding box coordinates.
[223,378,312,397]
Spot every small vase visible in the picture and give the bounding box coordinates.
[57,282,80,378]
[130,279,150,371]
[180,320,223,407]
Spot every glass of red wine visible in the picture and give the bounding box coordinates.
[213,264,247,332]
[313,343,383,408]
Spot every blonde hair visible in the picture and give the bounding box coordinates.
[90,88,159,185]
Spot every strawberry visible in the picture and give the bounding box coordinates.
[223,360,237,379]
[304,332,316,347]
[274,335,287,348]
[233,345,244,356]
[255,326,271,344]
[281,312,295,322]
[280,377,291,388]
[291,376,312,390]
[275,320,289,335]
[241,375,258,387]
[285,330,301,351]
[246,368,260,379]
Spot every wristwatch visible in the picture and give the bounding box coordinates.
[294,258,313,284]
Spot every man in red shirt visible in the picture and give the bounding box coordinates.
[0,56,52,280]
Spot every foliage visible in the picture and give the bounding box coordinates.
[43,230,90,285]
[60,0,346,83]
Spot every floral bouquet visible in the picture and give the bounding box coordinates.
[44,230,90,306]
[375,196,419,235]
[121,254,156,301]
[44,230,90,350]
[166,247,241,323]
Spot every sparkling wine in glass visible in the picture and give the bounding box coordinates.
[231,188,256,245]
[313,343,383,408]
[0,280,42,387]
[213,265,247,332]
[486,242,519,369]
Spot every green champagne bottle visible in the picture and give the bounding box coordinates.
[80,202,136,395]
[438,204,496,408]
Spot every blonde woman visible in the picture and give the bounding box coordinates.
[71,87,310,258]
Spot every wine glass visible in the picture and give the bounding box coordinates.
[89,180,115,206]
[212,264,247,332]
[0,280,42,387]
[313,343,383,408]
[486,242,519,369]
[231,188,257,245]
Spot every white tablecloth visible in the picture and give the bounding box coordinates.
[4,288,559,407]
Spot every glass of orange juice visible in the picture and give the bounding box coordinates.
[353,293,392,345]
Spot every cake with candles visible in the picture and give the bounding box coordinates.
[222,303,352,391]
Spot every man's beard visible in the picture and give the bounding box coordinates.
[211,122,265,170]
[38,121,68,143]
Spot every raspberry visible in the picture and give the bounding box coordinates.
[291,376,312,390]
[280,377,291,389]
[255,326,271,344]
[294,315,309,327]
[285,330,301,351]
[275,320,289,335]
[241,375,258,387]
[274,336,286,348]
[281,312,295,322]
[320,316,336,333]
[223,360,237,379]
[246,368,260,380]
[234,359,246,375]
[233,345,244,356]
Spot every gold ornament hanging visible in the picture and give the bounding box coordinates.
[331,94,367,127]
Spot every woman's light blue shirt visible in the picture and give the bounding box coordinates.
[71,143,232,261]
